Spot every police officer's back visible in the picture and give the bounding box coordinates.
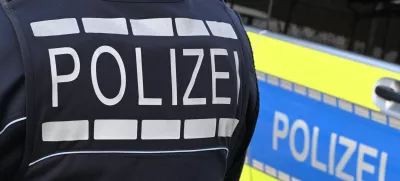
[0,0,259,180]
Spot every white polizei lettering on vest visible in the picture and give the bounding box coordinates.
[91,46,127,106]
[175,18,210,36]
[357,144,377,181]
[31,18,80,37]
[184,118,216,139]
[183,49,206,105]
[82,18,129,35]
[141,120,181,140]
[42,120,89,142]
[170,49,178,106]
[206,21,238,39]
[94,119,137,140]
[336,136,356,181]
[130,18,174,36]
[211,49,231,105]
[218,118,239,137]
[136,48,162,105]
[49,47,81,107]
[234,51,240,104]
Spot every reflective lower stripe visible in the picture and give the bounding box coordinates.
[0,117,26,136]
[184,118,216,139]
[175,18,210,36]
[29,147,229,166]
[82,18,129,35]
[31,18,80,37]
[218,118,239,137]
[141,120,181,140]
[130,18,174,36]
[206,21,238,39]
[40,118,240,141]
[42,120,89,142]
[94,119,138,140]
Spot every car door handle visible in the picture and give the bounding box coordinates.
[373,78,400,119]
[375,85,400,103]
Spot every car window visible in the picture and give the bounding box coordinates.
[229,0,400,64]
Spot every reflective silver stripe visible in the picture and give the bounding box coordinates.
[130,18,174,36]
[29,147,229,166]
[184,118,216,139]
[175,18,210,36]
[31,18,80,37]
[82,18,128,35]
[94,119,138,140]
[30,17,239,40]
[141,120,181,140]
[218,118,239,137]
[0,117,26,136]
[206,21,238,39]
[42,120,89,142]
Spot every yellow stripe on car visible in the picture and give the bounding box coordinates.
[246,31,400,111]
[240,165,279,181]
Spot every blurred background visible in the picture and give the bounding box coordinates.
[229,0,400,63]
[234,1,400,181]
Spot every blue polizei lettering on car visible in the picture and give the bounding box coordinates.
[249,75,400,181]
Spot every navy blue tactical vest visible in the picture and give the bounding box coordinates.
[0,0,258,180]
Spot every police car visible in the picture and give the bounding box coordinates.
[236,0,400,180]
